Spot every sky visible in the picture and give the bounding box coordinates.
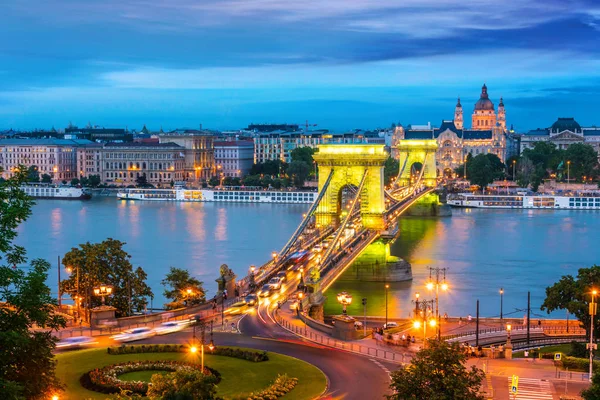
[1,0,600,132]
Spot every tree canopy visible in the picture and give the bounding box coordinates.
[287,160,310,187]
[466,154,505,189]
[249,159,287,177]
[387,340,485,400]
[384,157,399,186]
[27,165,40,182]
[290,146,316,166]
[161,267,206,310]
[60,239,153,317]
[541,264,600,337]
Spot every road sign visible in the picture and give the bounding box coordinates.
[586,343,598,350]
[511,375,519,395]
[554,353,561,360]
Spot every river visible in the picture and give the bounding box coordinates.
[16,198,599,318]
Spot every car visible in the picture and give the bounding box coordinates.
[383,322,399,330]
[276,271,287,282]
[111,327,155,342]
[226,301,248,315]
[258,284,273,297]
[268,277,282,289]
[313,244,323,253]
[153,321,185,335]
[245,294,258,306]
[56,336,97,350]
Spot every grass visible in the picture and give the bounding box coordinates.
[513,344,571,358]
[55,346,326,400]
[118,370,170,382]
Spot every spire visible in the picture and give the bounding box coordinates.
[481,83,488,99]
[456,97,462,108]
[499,97,504,107]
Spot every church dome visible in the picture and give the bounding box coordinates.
[551,117,581,132]
[474,84,494,111]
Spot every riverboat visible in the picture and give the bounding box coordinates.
[117,187,318,204]
[447,193,600,210]
[21,184,91,200]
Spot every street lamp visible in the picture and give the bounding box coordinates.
[93,284,113,305]
[500,288,504,320]
[506,323,512,346]
[426,267,449,340]
[66,266,80,319]
[337,292,352,315]
[567,160,571,183]
[384,284,390,327]
[249,265,256,289]
[590,289,597,382]
[512,160,516,181]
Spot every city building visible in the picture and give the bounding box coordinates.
[101,142,186,186]
[76,143,104,178]
[64,125,133,142]
[0,138,92,181]
[214,140,254,177]
[254,131,385,164]
[158,132,215,181]
[520,117,600,155]
[393,84,509,176]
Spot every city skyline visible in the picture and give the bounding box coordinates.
[2,0,600,131]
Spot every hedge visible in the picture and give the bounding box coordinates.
[231,374,298,400]
[107,344,269,362]
[558,356,600,372]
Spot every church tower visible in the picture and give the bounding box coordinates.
[454,97,463,130]
[497,97,506,130]
[472,84,497,130]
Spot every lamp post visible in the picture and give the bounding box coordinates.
[500,288,504,320]
[426,267,449,340]
[567,160,571,183]
[512,160,516,181]
[384,284,389,327]
[412,297,435,347]
[249,265,256,289]
[66,266,80,319]
[506,323,512,346]
[590,289,597,382]
[337,292,352,315]
[93,284,113,305]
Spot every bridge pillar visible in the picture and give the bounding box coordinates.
[313,145,388,230]
[396,140,438,187]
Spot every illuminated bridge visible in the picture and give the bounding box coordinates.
[246,141,439,295]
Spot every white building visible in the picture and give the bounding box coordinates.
[521,118,600,155]
[214,140,254,177]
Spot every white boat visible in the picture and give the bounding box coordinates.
[448,192,600,210]
[117,187,318,204]
[21,184,91,200]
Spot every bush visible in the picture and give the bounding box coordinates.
[107,344,269,362]
[559,356,600,372]
[232,374,298,400]
[569,341,588,358]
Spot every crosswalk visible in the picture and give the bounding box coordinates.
[506,377,553,399]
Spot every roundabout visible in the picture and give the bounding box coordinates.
[56,345,327,399]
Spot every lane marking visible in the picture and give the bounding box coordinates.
[369,358,392,379]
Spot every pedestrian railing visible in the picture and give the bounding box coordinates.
[555,369,589,381]
[442,325,585,342]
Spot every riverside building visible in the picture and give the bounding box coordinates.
[158,132,215,181]
[214,140,254,177]
[521,118,600,155]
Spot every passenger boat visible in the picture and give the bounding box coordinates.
[447,193,600,210]
[117,187,318,204]
[20,184,92,200]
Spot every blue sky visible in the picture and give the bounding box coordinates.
[1,0,600,132]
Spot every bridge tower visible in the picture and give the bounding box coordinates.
[396,140,438,187]
[313,144,388,230]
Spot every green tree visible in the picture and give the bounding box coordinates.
[505,155,520,180]
[208,176,220,187]
[135,174,149,187]
[384,157,399,186]
[41,173,52,183]
[161,267,206,310]
[0,165,66,399]
[287,161,310,187]
[242,174,261,187]
[70,178,80,186]
[523,142,557,170]
[88,174,101,187]
[147,369,219,400]
[290,146,316,175]
[27,165,40,182]
[467,154,503,189]
[387,340,485,400]
[541,265,600,337]
[564,143,598,182]
[582,368,600,400]
[60,239,153,317]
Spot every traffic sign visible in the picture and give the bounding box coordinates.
[511,375,519,395]
[554,353,561,361]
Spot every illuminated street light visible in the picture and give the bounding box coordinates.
[425,267,449,340]
[337,292,352,315]
[93,284,113,306]
[190,346,198,353]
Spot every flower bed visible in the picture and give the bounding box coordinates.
[107,344,268,362]
[233,374,298,400]
[80,360,220,395]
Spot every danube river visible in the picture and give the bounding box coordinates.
[17,197,599,318]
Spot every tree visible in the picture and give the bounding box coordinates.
[0,165,65,398]
[135,174,148,187]
[467,154,497,189]
[384,157,399,186]
[208,176,220,187]
[147,369,219,400]
[161,267,205,310]
[290,147,316,169]
[582,368,600,400]
[41,174,52,183]
[564,143,598,182]
[287,161,310,187]
[27,165,40,182]
[387,340,485,400]
[541,265,600,337]
[88,174,101,187]
[60,239,153,317]
[70,178,80,186]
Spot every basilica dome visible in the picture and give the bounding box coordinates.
[474,84,494,111]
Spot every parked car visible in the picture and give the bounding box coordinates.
[258,284,273,297]
[111,327,155,342]
[153,321,185,335]
[245,294,258,306]
[56,336,97,350]
[268,277,282,290]
[383,322,399,330]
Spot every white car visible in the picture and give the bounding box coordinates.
[56,336,97,350]
[268,277,282,290]
[383,322,399,330]
[112,327,155,342]
[153,321,185,335]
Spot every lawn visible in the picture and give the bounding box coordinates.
[513,344,571,358]
[55,346,327,400]
[119,370,170,382]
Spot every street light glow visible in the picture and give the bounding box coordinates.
[429,319,437,327]
[426,282,434,290]
[506,324,512,332]
[190,346,198,353]
[593,289,598,296]
[413,320,421,329]
[441,282,448,291]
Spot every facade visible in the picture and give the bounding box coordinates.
[393,84,509,176]
[214,140,254,177]
[0,138,92,181]
[76,143,103,178]
[64,126,133,142]
[101,142,186,186]
[158,132,215,181]
[521,118,600,155]
[254,131,385,164]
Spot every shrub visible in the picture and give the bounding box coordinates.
[107,345,269,362]
[559,356,600,372]
[232,374,298,400]
[569,341,588,358]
